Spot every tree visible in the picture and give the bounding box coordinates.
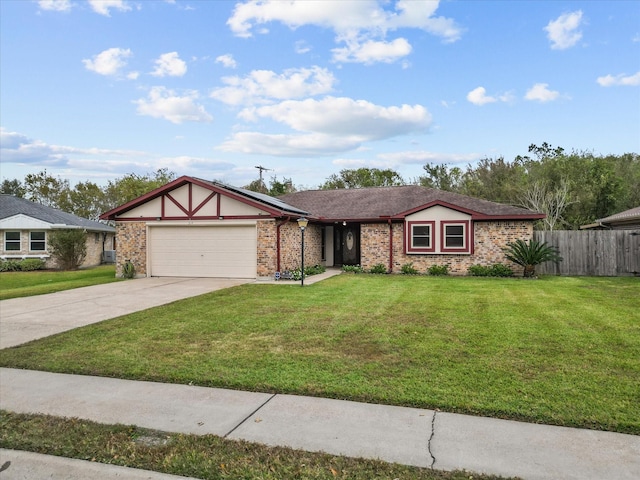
[518,180,573,231]
[67,181,108,221]
[417,163,463,191]
[1,179,25,197]
[48,229,87,270]
[459,157,528,204]
[103,169,176,211]
[321,168,405,189]
[23,170,71,210]
[503,239,562,277]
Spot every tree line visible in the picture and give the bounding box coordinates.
[2,144,638,230]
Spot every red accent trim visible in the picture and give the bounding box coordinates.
[165,192,190,216]
[188,183,193,213]
[192,191,217,216]
[389,200,545,221]
[440,220,471,253]
[388,219,393,272]
[471,222,475,255]
[100,175,293,220]
[406,221,436,253]
[161,196,165,218]
[114,215,272,221]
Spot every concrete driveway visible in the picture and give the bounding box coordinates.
[0,277,252,349]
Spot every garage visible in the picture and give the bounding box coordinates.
[148,224,257,278]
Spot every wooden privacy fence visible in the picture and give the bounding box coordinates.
[533,230,640,276]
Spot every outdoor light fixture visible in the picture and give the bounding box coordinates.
[297,217,308,286]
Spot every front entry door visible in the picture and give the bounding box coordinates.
[334,224,360,265]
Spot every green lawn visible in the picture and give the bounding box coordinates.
[0,265,121,300]
[1,275,638,434]
[0,411,512,480]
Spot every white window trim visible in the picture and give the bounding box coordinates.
[29,231,46,252]
[4,231,21,251]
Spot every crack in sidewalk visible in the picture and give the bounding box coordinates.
[427,410,437,468]
[223,393,277,438]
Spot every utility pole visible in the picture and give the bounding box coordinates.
[255,165,272,185]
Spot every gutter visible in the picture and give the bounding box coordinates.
[388,218,394,273]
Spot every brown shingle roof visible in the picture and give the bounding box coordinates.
[278,186,543,221]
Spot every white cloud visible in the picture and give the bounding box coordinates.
[218,132,360,157]
[244,96,430,140]
[466,87,513,106]
[82,47,132,76]
[597,71,640,87]
[151,52,187,77]
[227,0,462,64]
[215,54,238,69]
[88,0,131,16]
[134,87,213,124]
[377,150,481,165]
[38,0,72,12]
[466,86,496,106]
[211,66,336,106]
[524,83,560,102]
[218,96,431,157]
[544,11,584,50]
[332,37,412,64]
[295,40,311,54]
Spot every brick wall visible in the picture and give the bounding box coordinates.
[360,223,391,270]
[278,222,323,274]
[257,220,277,277]
[115,222,147,277]
[361,220,532,275]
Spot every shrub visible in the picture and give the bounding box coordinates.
[48,229,87,270]
[369,263,387,274]
[342,264,364,274]
[122,259,136,279]
[490,263,514,277]
[468,264,491,277]
[504,239,562,277]
[19,258,46,271]
[305,264,326,276]
[0,260,22,272]
[401,263,419,275]
[468,263,514,277]
[428,264,449,276]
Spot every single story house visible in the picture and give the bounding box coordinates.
[100,176,544,278]
[580,206,640,230]
[0,194,116,269]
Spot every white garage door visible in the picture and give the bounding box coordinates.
[148,225,257,278]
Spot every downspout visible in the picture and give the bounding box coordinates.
[276,216,291,274]
[388,219,393,273]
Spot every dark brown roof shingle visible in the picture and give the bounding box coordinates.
[278,186,542,221]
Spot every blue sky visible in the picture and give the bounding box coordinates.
[1,0,639,190]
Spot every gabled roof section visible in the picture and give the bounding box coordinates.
[100,176,308,220]
[0,194,115,232]
[278,185,544,221]
[597,206,640,224]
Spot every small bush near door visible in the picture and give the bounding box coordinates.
[369,263,388,274]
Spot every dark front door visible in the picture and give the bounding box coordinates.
[334,224,360,265]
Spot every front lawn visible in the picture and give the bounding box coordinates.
[0,265,121,300]
[1,275,638,434]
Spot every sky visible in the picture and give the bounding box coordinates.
[1,0,639,190]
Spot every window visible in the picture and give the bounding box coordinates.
[407,221,435,253]
[5,231,20,251]
[30,231,46,251]
[441,221,470,253]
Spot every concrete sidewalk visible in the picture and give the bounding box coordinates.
[1,368,638,480]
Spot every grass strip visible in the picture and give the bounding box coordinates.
[1,275,638,434]
[0,411,514,480]
[0,265,121,300]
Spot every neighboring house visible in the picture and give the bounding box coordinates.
[580,206,640,230]
[0,195,116,269]
[100,176,544,278]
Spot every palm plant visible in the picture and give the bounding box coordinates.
[504,239,562,277]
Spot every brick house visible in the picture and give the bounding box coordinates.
[100,176,544,278]
[0,194,115,269]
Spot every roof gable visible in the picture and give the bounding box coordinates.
[100,176,307,220]
[0,195,114,232]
